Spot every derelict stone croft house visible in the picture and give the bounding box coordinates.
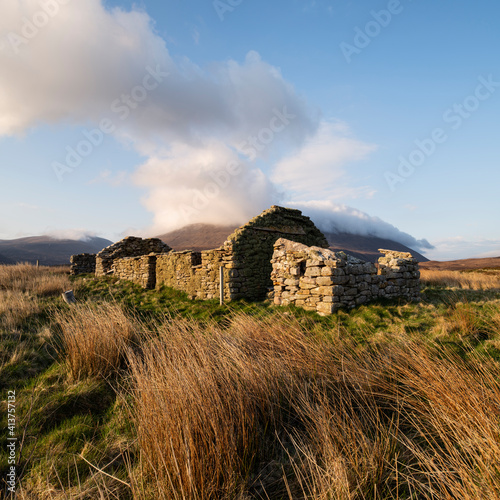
[70,205,421,315]
[155,206,329,301]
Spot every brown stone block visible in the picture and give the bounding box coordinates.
[332,276,349,285]
[316,276,334,286]
[320,267,334,276]
[317,302,334,315]
[304,267,322,276]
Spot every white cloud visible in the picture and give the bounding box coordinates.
[133,141,279,234]
[45,229,97,241]
[272,120,377,200]
[0,0,431,252]
[0,0,169,135]
[0,0,319,229]
[0,0,318,232]
[0,1,316,151]
[425,237,500,261]
[476,248,500,258]
[289,200,434,251]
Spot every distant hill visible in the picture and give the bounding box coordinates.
[324,232,429,263]
[0,236,113,266]
[420,256,500,271]
[0,253,15,265]
[157,224,241,252]
[157,224,429,263]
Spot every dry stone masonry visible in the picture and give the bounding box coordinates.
[95,236,171,276]
[271,238,420,315]
[70,253,96,275]
[112,254,158,289]
[378,249,421,300]
[218,206,329,300]
[69,206,421,314]
[154,205,329,301]
[156,251,202,298]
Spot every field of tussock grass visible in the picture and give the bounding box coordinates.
[1,264,500,498]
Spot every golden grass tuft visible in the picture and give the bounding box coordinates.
[126,312,500,499]
[55,302,137,380]
[126,313,331,498]
[293,341,500,499]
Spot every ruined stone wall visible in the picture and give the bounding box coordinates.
[271,239,420,315]
[87,207,420,313]
[154,206,329,301]
[70,253,96,275]
[224,206,329,300]
[156,251,202,299]
[378,249,421,301]
[112,254,157,289]
[156,248,235,300]
[197,249,230,300]
[95,236,171,276]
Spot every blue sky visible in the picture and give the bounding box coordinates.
[0,0,499,260]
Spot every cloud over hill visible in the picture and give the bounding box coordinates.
[0,0,425,251]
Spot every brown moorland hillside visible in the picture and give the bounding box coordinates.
[157,224,429,262]
[421,256,500,271]
[0,235,113,265]
[156,223,239,252]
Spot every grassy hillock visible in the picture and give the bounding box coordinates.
[1,264,500,499]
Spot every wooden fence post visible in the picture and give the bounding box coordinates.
[219,266,224,305]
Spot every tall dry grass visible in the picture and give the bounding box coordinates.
[0,289,40,331]
[127,314,314,499]
[0,263,71,335]
[0,263,71,297]
[55,302,137,380]
[126,313,500,500]
[294,342,500,499]
[6,261,500,498]
[420,268,500,290]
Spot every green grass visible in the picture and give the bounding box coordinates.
[1,266,500,498]
[74,275,276,322]
[72,274,500,338]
